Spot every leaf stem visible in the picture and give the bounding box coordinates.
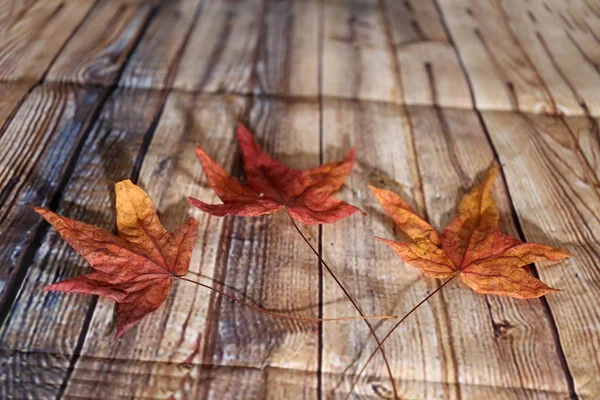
[344,275,457,399]
[286,212,399,400]
[176,276,396,322]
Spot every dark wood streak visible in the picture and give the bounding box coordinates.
[317,2,325,397]
[159,0,206,89]
[247,0,268,94]
[380,1,464,398]
[347,6,363,100]
[490,0,558,113]
[472,28,519,111]
[425,62,469,186]
[0,86,106,325]
[197,9,235,93]
[378,0,428,214]
[481,114,579,399]
[536,31,590,115]
[46,4,173,396]
[197,114,247,399]
[433,1,576,397]
[566,31,600,75]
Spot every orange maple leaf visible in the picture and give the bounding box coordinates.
[371,165,570,299]
[189,123,362,224]
[37,180,199,340]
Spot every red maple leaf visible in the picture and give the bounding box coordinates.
[188,123,362,224]
[371,165,570,299]
[38,180,199,340]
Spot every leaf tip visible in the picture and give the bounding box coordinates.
[30,204,45,214]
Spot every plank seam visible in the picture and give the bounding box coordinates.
[378,2,464,399]
[4,79,600,119]
[431,0,578,396]
[49,4,169,398]
[0,0,100,141]
[317,0,325,398]
[0,86,109,333]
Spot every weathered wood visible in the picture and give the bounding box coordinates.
[119,0,205,89]
[436,0,600,116]
[173,0,264,93]
[46,0,155,86]
[253,0,319,97]
[0,84,104,305]
[320,98,436,399]
[1,0,600,398]
[0,83,29,130]
[0,0,95,82]
[382,0,472,109]
[58,94,321,398]
[484,111,600,398]
[322,0,402,104]
[0,89,165,399]
[501,0,600,116]
[320,100,575,399]
[406,105,573,398]
[173,0,319,98]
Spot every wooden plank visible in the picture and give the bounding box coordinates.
[0,84,104,305]
[406,106,573,398]
[320,98,446,399]
[60,92,246,398]
[46,0,155,86]
[0,83,30,130]
[253,0,319,97]
[320,100,574,398]
[322,0,402,104]
[0,0,95,83]
[0,88,165,399]
[60,95,321,398]
[382,0,472,109]
[435,0,556,114]
[484,110,600,398]
[436,0,600,116]
[119,0,204,89]
[498,0,600,116]
[173,0,318,97]
[173,0,264,93]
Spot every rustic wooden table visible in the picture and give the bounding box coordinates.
[1,0,599,399]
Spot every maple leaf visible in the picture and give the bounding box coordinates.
[371,165,570,299]
[37,180,199,340]
[188,123,362,224]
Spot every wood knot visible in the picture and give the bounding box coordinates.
[372,383,395,399]
[493,320,515,339]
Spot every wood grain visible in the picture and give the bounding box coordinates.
[406,105,573,399]
[0,84,104,305]
[0,89,165,399]
[319,100,576,399]
[320,98,438,399]
[173,0,319,98]
[0,83,30,131]
[253,0,319,97]
[322,0,402,104]
[436,0,600,116]
[58,94,321,398]
[382,0,473,109]
[119,0,205,89]
[0,0,599,398]
[0,0,95,83]
[173,0,264,93]
[46,0,155,86]
[484,110,600,398]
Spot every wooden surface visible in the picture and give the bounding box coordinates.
[0,0,599,399]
